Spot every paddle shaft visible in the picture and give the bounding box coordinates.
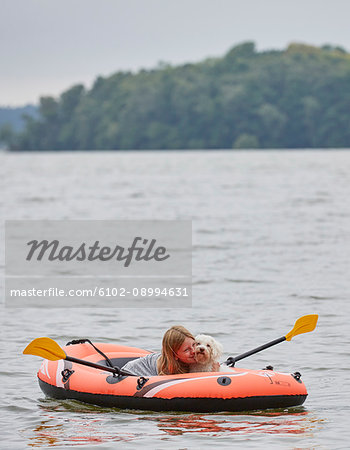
[227,336,286,365]
[66,355,135,377]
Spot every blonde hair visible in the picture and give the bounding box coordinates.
[158,325,195,375]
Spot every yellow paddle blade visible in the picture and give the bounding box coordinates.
[285,314,318,341]
[23,337,66,361]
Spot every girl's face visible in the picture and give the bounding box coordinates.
[175,337,196,364]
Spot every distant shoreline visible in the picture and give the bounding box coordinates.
[2,147,350,153]
[2,43,350,151]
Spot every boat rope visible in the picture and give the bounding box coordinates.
[66,339,115,369]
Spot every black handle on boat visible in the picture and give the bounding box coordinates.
[225,337,285,367]
[66,355,136,377]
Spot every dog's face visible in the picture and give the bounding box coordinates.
[194,334,223,364]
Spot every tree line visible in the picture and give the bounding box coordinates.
[2,42,350,150]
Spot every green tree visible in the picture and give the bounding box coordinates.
[3,42,350,151]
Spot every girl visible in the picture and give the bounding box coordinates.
[121,325,196,376]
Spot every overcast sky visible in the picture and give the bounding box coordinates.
[1,0,350,106]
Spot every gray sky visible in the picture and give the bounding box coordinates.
[1,0,350,106]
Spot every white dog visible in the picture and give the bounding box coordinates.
[189,334,223,372]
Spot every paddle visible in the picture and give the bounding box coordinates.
[24,315,318,375]
[225,314,318,367]
[23,337,136,377]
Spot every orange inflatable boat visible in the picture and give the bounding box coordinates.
[36,340,308,412]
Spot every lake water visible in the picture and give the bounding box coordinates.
[1,150,350,449]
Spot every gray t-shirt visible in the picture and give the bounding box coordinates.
[121,352,161,376]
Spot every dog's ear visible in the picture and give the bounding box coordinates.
[212,338,223,359]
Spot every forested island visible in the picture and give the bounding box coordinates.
[2,42,350,150]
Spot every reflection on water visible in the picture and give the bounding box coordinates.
[28,419,137,447]
[27,402,138,447]
[24,399,323,447]
[152,410,315,436]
